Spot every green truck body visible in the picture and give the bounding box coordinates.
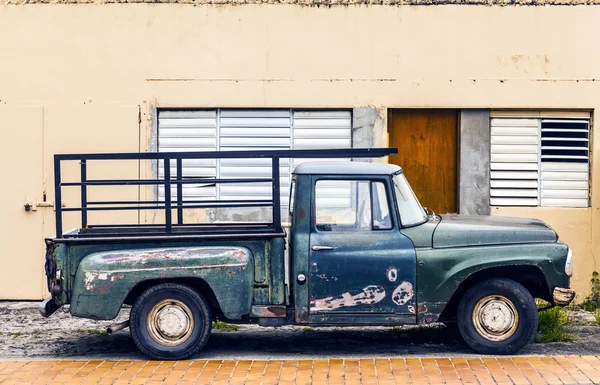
[40,149,575,359]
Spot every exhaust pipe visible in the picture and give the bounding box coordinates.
[107,320,130,335]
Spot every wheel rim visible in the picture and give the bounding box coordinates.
[472,295,519,342]
[147,299,195,346]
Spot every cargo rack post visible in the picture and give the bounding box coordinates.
[53,148,397,239]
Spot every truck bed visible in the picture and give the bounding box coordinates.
[51,148,395,239]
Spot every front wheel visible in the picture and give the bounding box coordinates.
[130,283,212,360]
[457,278,537,355]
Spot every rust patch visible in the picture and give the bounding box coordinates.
[232,250,247,258]
[417,304,427,313]
[310,285,385,312]
[110,274,125,282]
[316,274,338,282]
[298,207,307,221]
[418,312,442,325]
[391,281,414,306]
[251,305,286,318]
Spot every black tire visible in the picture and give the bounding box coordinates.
[457,278,537,355]
[130,283,212,360]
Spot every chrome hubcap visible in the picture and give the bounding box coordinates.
[472,295,518,342]
[147,299,194,346]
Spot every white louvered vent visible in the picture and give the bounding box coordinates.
[157,109,353,217]
[293,110,353,208]
[218,109,292,204]
[540,119,590,207]
[157,110,218,201]
[291,110,352,171]
[490,117,590,208]
[490,118,540,206]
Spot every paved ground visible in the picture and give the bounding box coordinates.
[3,302,600,384]
[1,303,600,361]
[2,357,600,385]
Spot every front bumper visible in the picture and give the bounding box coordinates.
[38,296,61,318]
[553,287,576,306]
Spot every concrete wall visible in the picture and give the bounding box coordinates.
[459,110,491,216]
[0,4,598,299]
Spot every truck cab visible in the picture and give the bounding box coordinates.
[40,149,575,360]
[290,162,419,325]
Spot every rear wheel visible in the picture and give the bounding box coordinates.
[457,278,537,355]
[130,283,212,360]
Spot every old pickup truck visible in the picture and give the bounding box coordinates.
[40,148,575,359]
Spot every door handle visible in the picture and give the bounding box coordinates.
[312,245,334,251]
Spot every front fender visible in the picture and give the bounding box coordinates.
[70,246,254,320]
[417,242,570,323]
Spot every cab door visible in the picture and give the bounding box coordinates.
[307,177,417,324]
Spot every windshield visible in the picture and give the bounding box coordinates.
[392,172,427,227]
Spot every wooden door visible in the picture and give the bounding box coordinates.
[388,109,458,214]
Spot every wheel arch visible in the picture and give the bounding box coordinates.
[125,277,221,315]
[438,265,550,322]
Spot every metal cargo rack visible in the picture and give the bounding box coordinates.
[53,148,397,239]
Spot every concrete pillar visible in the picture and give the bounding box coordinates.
[459,109,491,215]
[352,107,386,162]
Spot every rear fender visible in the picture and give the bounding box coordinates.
[70,246,254,320]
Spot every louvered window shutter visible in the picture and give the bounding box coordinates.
[157,110,218,201]
[490,117,590,208]
[490,118,540,206]
[540,119,590,207]
[157,109,353,219]
[217,109,292,207]
[293,111,353,210]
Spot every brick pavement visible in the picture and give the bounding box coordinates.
[1,356,600,385]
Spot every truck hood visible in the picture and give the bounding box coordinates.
[432,214,558,248]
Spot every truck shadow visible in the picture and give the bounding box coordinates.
[202,325,471,358]
[41,324,472,360]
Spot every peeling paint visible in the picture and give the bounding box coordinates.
[392,281,414,306]
[310,285,385,312]
[408,305,416,314]
[110,274,125,282]
[84,272,96,291]
[83,271,113,294]
[97,247,248,266]
[387,268,398,282]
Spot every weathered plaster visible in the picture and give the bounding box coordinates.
[352,107,387,162]
[4,0,599,5]
[459,109,491,215]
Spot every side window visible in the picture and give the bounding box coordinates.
[315,180,393,232]
[372,182,392,230]
[289,179,296,218]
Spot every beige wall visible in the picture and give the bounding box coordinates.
[0,4,598,299]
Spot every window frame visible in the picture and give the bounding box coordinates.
[312,176,397,233]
